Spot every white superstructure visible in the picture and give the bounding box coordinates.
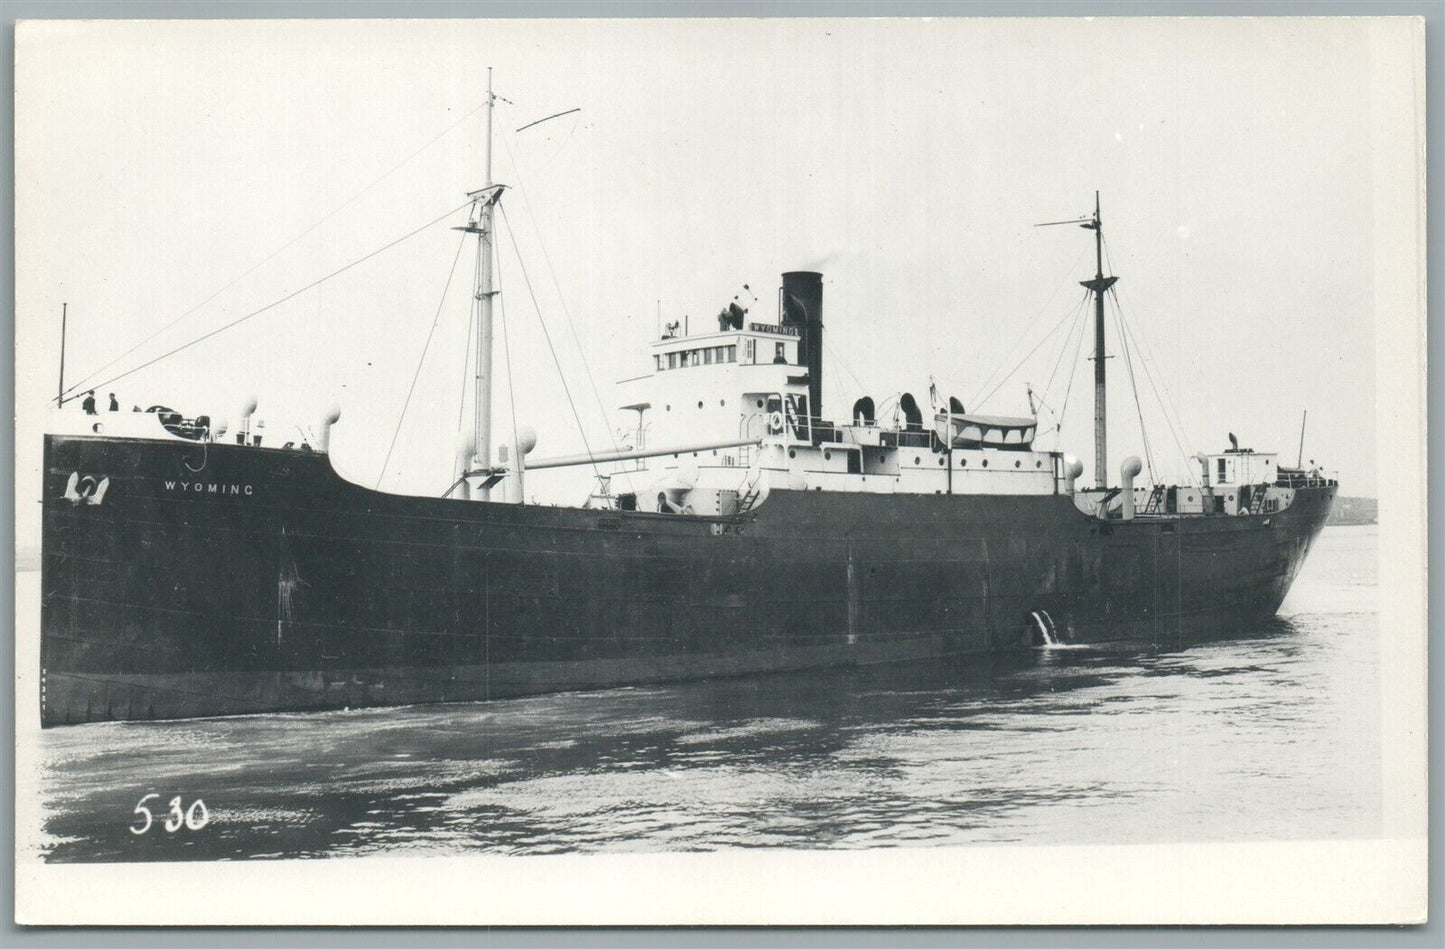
[592,272,1073,516]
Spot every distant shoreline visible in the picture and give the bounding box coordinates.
[1326,496,1378,527]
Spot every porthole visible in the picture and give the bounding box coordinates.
[697,401,704,409]
[960,458,967,467]
[92,423,103,434]
[1014,460,1021,468]
[756,398,764,409]
[914,456,921,465]
[1036,460,1043,468]
[720,399,726,407]
[982,459,989,468]
[1187,496,1194,502]
[665,404,672,411]
[824,450,832,461]
[938,457,945,466]
[1229,494,1235,501]
[789,449,796,459]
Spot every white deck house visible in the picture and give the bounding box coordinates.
[607,294,1070,515]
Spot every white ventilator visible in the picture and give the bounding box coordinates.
[1120,456,1143,519]
[318,405,342,453]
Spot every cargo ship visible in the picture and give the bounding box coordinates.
[38,77,1336,726]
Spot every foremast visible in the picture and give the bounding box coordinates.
[454,68,506,500]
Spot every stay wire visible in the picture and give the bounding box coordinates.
[1110,289,1157,483]
[1102,233,1193,445]
[376,229,470,488]
[1055,293,1092,445]
[77,199,475,399]
[966,243,1089,410]
[1035,294,1091,437]
[497,129,621,457]
[973,289,1090,412]
[497,204,602,481]
[820,327,869,401]
[61,102,491,403]
[456,249,479,432]
[1112,288,1200,487]
[494,219,523,487]
[1114,283,1191,440]
[1101,232,1197,484]
[1042,290,1092,405]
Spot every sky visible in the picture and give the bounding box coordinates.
[14,16,1422,545]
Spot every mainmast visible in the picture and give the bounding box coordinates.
[1079,193,1117,488]
[455,68,505,500]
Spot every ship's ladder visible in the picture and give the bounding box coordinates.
[1249,484,1271,515]
[1142,484,1166,515]
[735,471,763,514]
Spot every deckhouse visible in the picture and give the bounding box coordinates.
[606,271,1074,516]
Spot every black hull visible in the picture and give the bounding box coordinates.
[39,435,1335,726]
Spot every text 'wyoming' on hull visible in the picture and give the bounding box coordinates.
[39,433,1334,726]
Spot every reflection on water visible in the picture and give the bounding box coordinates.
[33,526,1379,861]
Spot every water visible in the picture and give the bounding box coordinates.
[23,526,1380,862]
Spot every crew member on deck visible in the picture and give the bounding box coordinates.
[108,393,119,412]
[81,390,96,415]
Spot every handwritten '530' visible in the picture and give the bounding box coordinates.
[130,794,209,835]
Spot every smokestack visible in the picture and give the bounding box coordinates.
[780,271,823,425]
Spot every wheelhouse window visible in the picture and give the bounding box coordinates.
[661,346,739,369]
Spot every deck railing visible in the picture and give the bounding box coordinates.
[1275,471,1336,489]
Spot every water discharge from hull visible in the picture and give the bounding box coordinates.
[1032,610,1058,647]
[1031,608,1088,651]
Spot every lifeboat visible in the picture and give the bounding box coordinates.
[934,411,1037,451]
